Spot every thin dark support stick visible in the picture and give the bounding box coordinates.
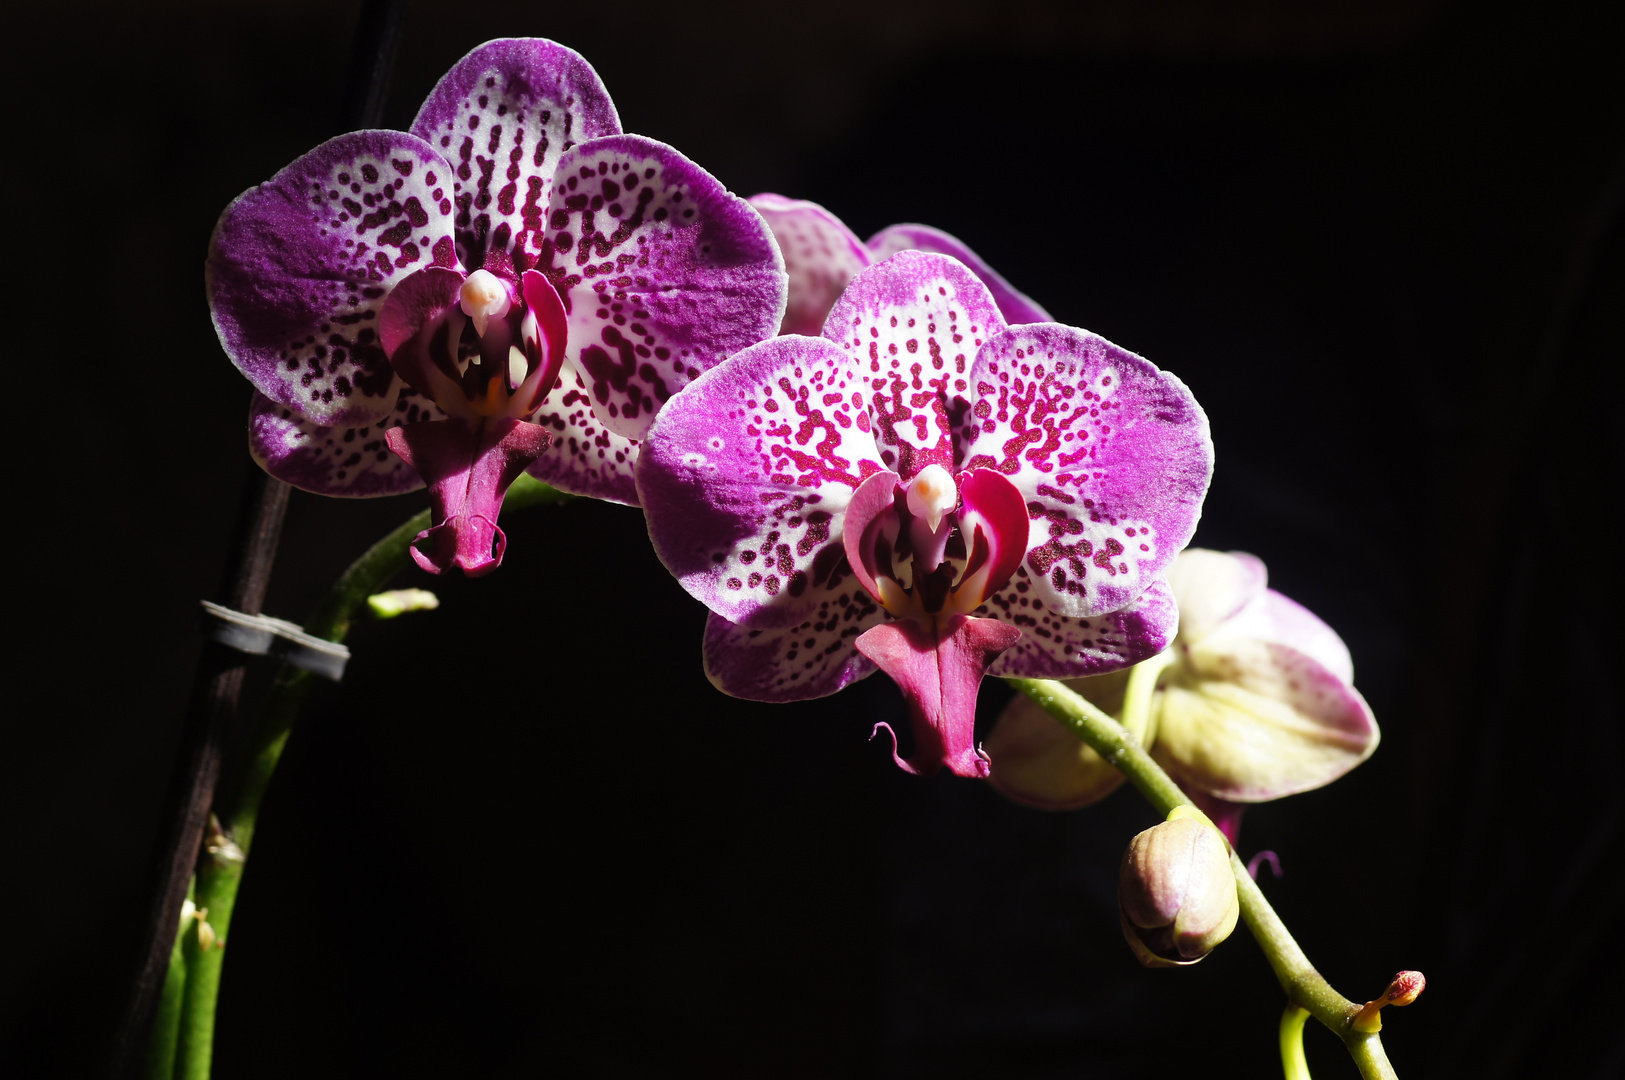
[109,3,411,1075]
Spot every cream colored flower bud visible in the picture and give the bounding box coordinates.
[1118,810,1239,967]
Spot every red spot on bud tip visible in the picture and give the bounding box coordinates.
[1386,971,1425,1006]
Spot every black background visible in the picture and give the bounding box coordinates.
[4,1,1621,1076]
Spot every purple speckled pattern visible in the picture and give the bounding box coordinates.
[640,253,1212,729]
[523,353,641,504]
[980,574,1178,678]
[748,194,871,335]
[959,323,1212,618]
[535,137,786,441]
[823,251,1005,480]
[638,334,885,629]
[212,38,787,521]
[867,223,1052,326]
[248,387,447,496]
[703,606,881,702]
[410,37,621,273]
[209,131,457,427]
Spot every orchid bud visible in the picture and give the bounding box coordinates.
[1118,808,1239,967]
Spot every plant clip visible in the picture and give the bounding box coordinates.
[197,600,350,681]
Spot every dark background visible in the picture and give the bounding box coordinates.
[4,0,1621,1076]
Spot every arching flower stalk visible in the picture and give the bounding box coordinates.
[208,38,786,575]
[638,251,1212,777]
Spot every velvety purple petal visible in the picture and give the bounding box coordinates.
[209,131,458,427]
[749,194,872,335]
[533,135,786,440]
[867,223,1052,326]
[1165,548,1268,645]
[702,601,883,702]
[525,353,641,505]
[247,387,447,497]
[959,324,1213,618]
[980,573,1178,678]
[823,251,1007,481]
[409,38,621,274]
[637,335,885,628]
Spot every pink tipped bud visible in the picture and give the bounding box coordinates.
[1352,969,1426,1031]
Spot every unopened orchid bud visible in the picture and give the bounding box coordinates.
[1118,808,1239,967]
[367,588,441,619]
[1352,970,1426,1031]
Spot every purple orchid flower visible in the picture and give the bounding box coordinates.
[749,194,1051,337]
[637,250,1213,778]
[208,39,786,576]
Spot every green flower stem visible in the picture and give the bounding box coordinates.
[143,886,192,1080]
[168,477,571,1079]
[1280,1005,1311,1080]
[1006,677,1398,1080]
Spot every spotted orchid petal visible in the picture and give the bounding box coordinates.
[703,600,883,703]
[637,335,885,629]
[958,324,1212,619]
[523,353,641,504]
[858,614,1022,778]
[248,388,448,497]
[384,417,551,577]
[823,251,1006,480]
[209,130,459,427]
[980,574,1179,678]
[748,194,872,336]
[528,136,786,441]
[409,38,621,275]
[867,223,1052,326]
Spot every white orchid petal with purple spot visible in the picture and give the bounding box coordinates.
[638,335,885,628]
[210,130,457,427]
[867,223,1052,326]
[1163,547,1267,643]
[823,250,1005,480]
[1154,638,1376,802]
[409,38,621,275]
[538,137,786,440]
[524,353,641,504]
[703,605,883,703]
[959,323,1212,618]
[980,574,1178,678]
[248,388,448,497]
[748,194,871,336]
[1220,589,1354,684]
